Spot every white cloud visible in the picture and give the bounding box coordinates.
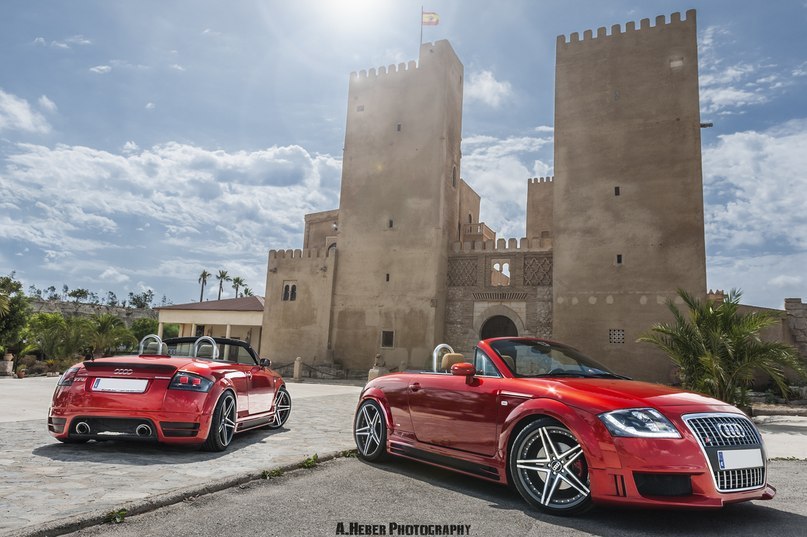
[89,65,111,74]
[170,64,186,71]
[0,141,343,298]
[698,25,796,115]
[534,125,554,133]
[0,89,51,134]
[703,119,807,307]
[460,134,553,238]
[100,268,130,283]
[464,70,513,108]
[145,102,156,110]
[38,95,57,112]
[33,37,46,46]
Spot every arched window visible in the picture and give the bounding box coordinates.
[290,285,297,301]
[282,285,290,301]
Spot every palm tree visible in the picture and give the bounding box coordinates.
[0,291,9,318]
[90,314,135,357]
[216,270,231,301]
[231,277,245,298]
[198,270,211,302]
[241,287,254,297]
[639,289,805,406]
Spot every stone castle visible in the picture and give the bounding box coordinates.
[256,10,799,381]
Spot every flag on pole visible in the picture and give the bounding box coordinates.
[422,11,440,26]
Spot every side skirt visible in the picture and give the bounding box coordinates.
[389,442,500,481]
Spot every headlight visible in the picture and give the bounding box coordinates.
[598,408,681,438]
[168,371,213,392]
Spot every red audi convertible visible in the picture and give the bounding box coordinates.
[354,337,775,515]
[48,335,291,451]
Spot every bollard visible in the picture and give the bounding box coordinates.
[293,356,302,381]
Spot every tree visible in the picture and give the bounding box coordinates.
[89,314,135,357]
[215,270,231,301]
[128,290,154,309]
[130,318,159,343]
[0,274,31,355]
[27,285,42,299]
[45,286,59,301]
[231,276,245,298]
[242,287,254,297]
[25,313,68,360]
[106,291,119,307]
[198,270,211,302]
[163,323,180,338]
[639,289,806,406]
[0,291,8,319]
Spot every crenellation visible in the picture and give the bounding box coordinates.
[558,11,691,46]
[528,176,554,184]
[269,247,332,260]
[350,58,421,84]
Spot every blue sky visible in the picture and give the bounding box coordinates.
[1,0,805,308]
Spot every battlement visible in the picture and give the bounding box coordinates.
[528,176,554,185]
[269,247,332,260]
[557,10,695,47]
[350,60,419,81]
[449,237,552,254]
[349,41,458,83]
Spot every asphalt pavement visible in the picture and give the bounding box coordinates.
[1,377,806,537]
[63,456,807,537]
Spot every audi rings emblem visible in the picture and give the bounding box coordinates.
[718,423,746,438]
[113,368,134,375]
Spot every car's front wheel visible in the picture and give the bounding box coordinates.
[509,417,592,516]
[202,392,236,452]
[354,399,388,461]
[267,387,291,429]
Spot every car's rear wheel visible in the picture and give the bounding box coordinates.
[509,418,592,516]
[354,399,388,461]
[202,392,236,452]
[267,387,291,429]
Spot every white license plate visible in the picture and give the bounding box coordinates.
[92,378,148,393]
[717,449,763,470]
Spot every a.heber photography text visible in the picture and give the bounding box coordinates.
[335,522,472,536]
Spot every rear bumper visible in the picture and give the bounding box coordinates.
[48,407,211,444]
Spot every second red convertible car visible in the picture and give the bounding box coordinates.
[48,335,291,451]
[354,337,775,515]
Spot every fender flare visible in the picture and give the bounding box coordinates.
[357,387,395,435]
[498,397,609,470]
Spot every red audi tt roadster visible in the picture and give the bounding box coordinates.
[354,337,775,515]
[48,335,291,451]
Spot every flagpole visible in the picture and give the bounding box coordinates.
[419,6,423,51]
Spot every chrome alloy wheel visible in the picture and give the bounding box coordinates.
[268,388,291,429]
[511,420,591,515]
[218,394,237,447]
[354,400,388,461]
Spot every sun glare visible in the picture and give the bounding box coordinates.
[320,0,392,32]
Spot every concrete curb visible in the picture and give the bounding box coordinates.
[4,450,353,537]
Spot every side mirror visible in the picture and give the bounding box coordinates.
[451,362,476,384]
[259,358,271,368]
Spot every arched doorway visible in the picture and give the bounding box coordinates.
[480,315,518,339]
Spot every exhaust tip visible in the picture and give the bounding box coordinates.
[75,421,90,435]
[135,424,153,437]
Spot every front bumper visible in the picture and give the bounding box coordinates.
[588,410,775,508]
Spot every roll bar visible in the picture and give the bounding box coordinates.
[138,334,164,355]
[432,344,454,372]
[193,336,220,359]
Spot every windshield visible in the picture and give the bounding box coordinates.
[489,339,624,379]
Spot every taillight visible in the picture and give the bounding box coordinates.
[57,366,81,386]
[169,372,213,392]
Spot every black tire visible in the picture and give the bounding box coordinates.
[354,399,389,462]
[202,391,237,452]
[509,417,592,516]
[266,387,291,429]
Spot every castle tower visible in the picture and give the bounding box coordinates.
[526,177,554,248]
[330,40,464,370]
[552,11,707,381]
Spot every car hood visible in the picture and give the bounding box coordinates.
[506,377,731,414]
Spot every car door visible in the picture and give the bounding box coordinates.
[407,349,501,457]
[228,344,274,416]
